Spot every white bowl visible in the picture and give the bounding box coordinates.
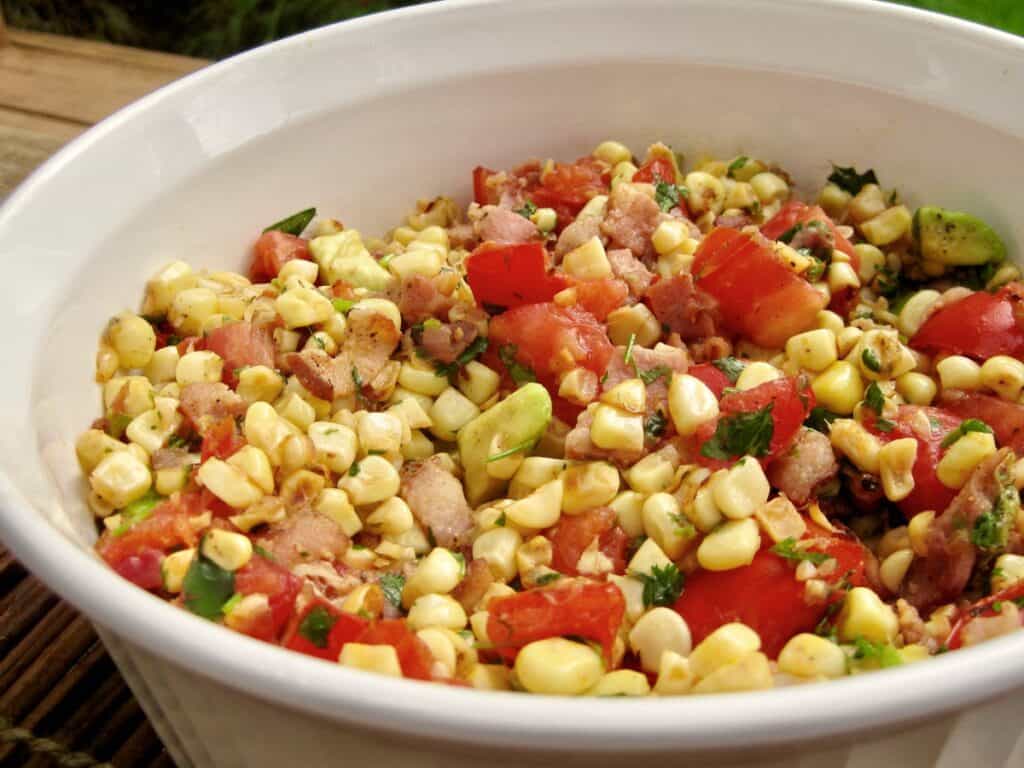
[2,1,1024,765]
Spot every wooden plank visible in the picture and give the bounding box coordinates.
[0,7,7,48]
[0,121,72,199]
[7,29,207,75]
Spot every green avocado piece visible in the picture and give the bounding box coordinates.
[913,206,1006,267]
[458,382,552,505]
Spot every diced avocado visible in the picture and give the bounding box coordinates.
[458,382,552,505]
[308,230,395,291]
[913,206,1006,267]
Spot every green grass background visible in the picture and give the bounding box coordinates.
[3,0,1021,59]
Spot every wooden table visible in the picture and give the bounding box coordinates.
[0,19,207,767]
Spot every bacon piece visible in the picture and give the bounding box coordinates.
[400,456,474,549]
[257,509,349,570]
[646,272,721,342]
[397,274,456,325]
[607,248,655,297]
[451,558,495,613]
[600,182,661,260]
[767,428,839,506]
[602,344,687,415]
[474,205,539,244]
[285,349,347,401]
[344,307,402,385]
[419,321,479,365]
[554,209,603,259]
[564,407,645,466]
[205,321,275,382]
[179,382,246,433]
[151,447,193,471]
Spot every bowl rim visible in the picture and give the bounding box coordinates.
[3,0,1024,753]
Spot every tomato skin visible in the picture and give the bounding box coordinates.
[250,231,310,282]
[760,202,858,266]
[939,389,1024,454]
[547,507,629,576]
[200,416,246,462]
[358,620,435,680]
[527,157,609,230]
[633,156,675,184]
[673,524,867,658]
[573,278,628,321]
[687,362,732,398]
[235,555,302,642]
[487,581,625,663]
[946,582,1024,650]
[285,601,367,660]
[97,495,198,572]
[910,288,1024,360]
[472,165,498,205]
[111,547,164,590]
[465,242,569,309]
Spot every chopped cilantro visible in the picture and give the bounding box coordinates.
[771,537,834,565]
[992,600,1004,614]
[861,348,882,373]
[940,418,993,449]
[645,410,668,441]
[495,511,507,527]
[726,156,749,178]
[638,366,670,385]
[670,512,696,540]
[221,592,243,615]
[535,572,562,586]
[298,605,339,648]
[864,381,886,415]
[516,200,538,219]
[970,482,1017,551]
[711,356,745,384]
[113,490,163,537]
[332,298,355,314]
[852,636,903,668]
[263,207,316,236]
[348,462,361,477]
[183,546,235,620]
[700,404,774,460]
[654,180,683,212]
[435,336,489,378]
[167,434,189,449]
[499,344,537,385]
[827,165,879,196]
[805,406,840,434]
[486,438,536,463]
[779,222,803,244]
[632,564,685,609]
[253,544,275,561]
[312,334,326,350]
[623,333,637,366]
[379,572,406,609]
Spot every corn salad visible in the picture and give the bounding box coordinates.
[81,142,1024,695]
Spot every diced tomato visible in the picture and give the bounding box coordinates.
[692,228,826,348]
[250,231,310,282]
[760,201,858,266]
[687,362,733,398]
[946,582,1024,650]
[235,554,302,642]
[939,389,1024,454]
[110,547,165,590]
[910,287,1024,360]
[487,581,625,663]
[200,416,246,462]
[465,242,570,310]
[633,156,675,185]
[527,157,609,230]
[573,278,628,321]
[358,619,435,680]
[863,405,961,518]
[674,523,867,658]
[205,321,275,387]
[694,376,814,469]
[199,487,235,519]
[547,507,630,577]
[284,601,366,660]
[97,496,198,572]
[472,165,498,205]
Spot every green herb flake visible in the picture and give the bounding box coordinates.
[726,156,749,178]
[253,544,275,561]
[654,180,682,212]
[332,298,356,314]
[805,406,840,434]
[670,512,697,540]
[516,200,538,219]
[486,438,536,464]
[113,490,164,537]
[183,548,235,620]
[263,207,316,236]
[992,600,1004,614]
[298,606,339,648]
[535,572,562,586]
[827,165,879,196]
[623,333,637,366]
[379,572,406,609]
[700,404,774,460]
[711,356,745,384]
[499,344,537,386]
[632,564,685,609]
[779,222,803,244]
[638,366,670,385]
[864,381,886,415]
[221,592,243,615]
[167,434,189,449]
[645,410,669,441]
[852,636,903,668]
[348,462,361,477]
[496,511,507,527]
[771,537,834,565]
[861,348,882,373]
[940,418,994,449]
[435,336,489,378]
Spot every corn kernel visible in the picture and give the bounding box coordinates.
[753,495,805,543]
[696,518,760,571]
[980,355,1024,401]
[878,438,917,502]
[515,638,603,695]
[307,421,358,474]
[472,527,523,582]
[592,140,633,166]
[749,172,788,205]
[201,529,253,571]
[860,205,912,246]
[406,593,467,631]
[936,430,997,489]
[641,492,690,559]
[687,482,724,533]
[510,457,569,497]
[398,361,449,396]
[226,445,275,493]
[849,184,886,223]
[506,478,564,529]
[609,490,645,538]
[608,574,646,623]
[430,387,480,441]
[228,497,286,532]
[936,355,982,391]
[590,404,644,453]
[169,287,217,335]
[563,236,612,280]
[829,418,881,473]
[711,459,770,520]
[175,351,223,386]
[785,329,838,373]
[687,622,761,678]
[837,586,898,644]
[276,285,334,329]
[777,633,846,679]
[828,261,861,294]
[896,372,937,406]
[89,451,151,508]
[160,548,195,593]
[606,304,661,347]
[197,458,263,508]
[562,462,620,513]
[625,452,676,493]
[879,549,914,593]
[652,219,690,256]
[600,378,646,414]
[586,669,650,697]
[456,361,500,405]
[908,510,935,557]
[653,650,696,695]
[992,553,1024,592]
[339,454,401,505]
[735,361,781,391]
[627,537,673,577]
[629,607,692,673]
[339,643,403,677]
[366,497,414,536]
[668,373,719,436]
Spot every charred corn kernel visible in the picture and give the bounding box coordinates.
[456,361,500,405]
[653,650,696,695]
[169,287,217,335]
[813,362,865,416]
[600,378,646,414]
[562,462,619,513]
[936,355,982,391]
[606,304,661,347]
[641,492,690,558]
[357,411,403,455]
[586,669,650,697]
[515,638,603,695]
[838,587,899,645]
[200,529,253,572]
[777,633,846,679]
[625,452,676,493]
[736,361,780,391]
[980,355,1024,401]
[160,548,194,593]
[992,554,1024,591]
[510,457,569,497]
[366,497,414,537]
[878,438,918,503]
[860,205,912,246]
[339,643,402,677]
[76,429,127,473]
[563,237,612,280]
[307,421,358,474]
[849,183,886,223]
[854,329,915,381]
[506,478,563,529]
[558,366,598,405]
[516,536,553,578]
[786,329,838,373]
[652,219,690,256]
[226,445,274,494]
[593,140,632,166]
[712,459,770,520]
[275,285,335,329]
[236,365,283,404]
[175,350,223,386]
[608,574,646,623]
[90,451,151,508]
[144,346,180,385]
[688,622,761,678]
[430,387,480,441]
[818,182,851,218]
[896,372,937,406]
[609,491,645,538]
[829,418,881,473]
[339,455,400,505]
[668,373,719,436]
[754,495,805,543]
[197,458,263,508]
[937,430,997,489]
[627,537,673,577]
[590,404,644,453]
[827,261,861,294]
[472,527,523,582]
[688,483,725,532]
[897,290,941,337]
[908,510,935,557]
[685,171,726,214]
[697,518,760,571]
[107,312,156,369]
[748,171,788,204]
[694,651,774,694]
[854,243,887,283]
[629,608,692,673]
[879,549,914,593]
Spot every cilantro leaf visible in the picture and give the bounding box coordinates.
[332,298,356,314]
[113,490,164,537]
[827,165,879,195]
[632,563,685,609]
[711,356,745,384]
[654,180,683,212]
[183,548,235,620]
[861,348,882,373]
[970,483,1017,551]
[771,537,834,565]
[726,156,749,178]
[940,418,993,449]
[852,636,903,668]
[498,344,536,386]
[263,207,316,236]
[638,366,670,385]
[516,200,538,219]
[535,572,562,586]
[778,222,803,244]
[864,381,886,414]
[379,572,406,609]
[435,336,489,378]
[623,333,637,365]
[700,404,774,460]
[298,606,339,648]
[645,410,668,441]
[805,406,840,434]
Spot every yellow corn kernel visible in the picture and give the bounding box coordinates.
[406,593,467,631]
[200,528,253,572]
[711,459,770,520]
[515,637,604,695]
[590,404,644,453]
[879,549,914,593]
[160,548,194,593]
[753,495,805,544]
[829,418,882,473]
[592,140,632,166]
[143,260,194,315]
[835,326,863,358]
[468,663,511,691]
[388,247,444,281]
[600,378,646,414]
[586,669,650,697]
[398,361,449,397]
[607,574,646,623]
[854,243,886,284]
[175,351,223,386]
[89,451,151,508]
[339,583,383,621]
[681,171,724,215]
[338,454,400,505]
[558,366,597,405]
[609,490,645,538]
[366,497,414,537]
[668,373,719,436]
[860,205,912,246]
[687,622,761,678]
[169,287,217,335]
[694,650,774,694]
[625,451,676,494]
[653,650,696,695]
[777,633,846,679]
[980,355,1024,401]
[143,346,180,386]
[506,477,564,529]
[627,537,673,577]
[817,182,851,218]
[936,430,997,489]
[276,258,318,284]
[908,510,935,557]
[339,643,403,677]
[606,304,661,347]
[896,289,940,338]
[936,355,982,391]
[356,411,404,455]
[724,180,757,211]
[827,261,861,295]
[837,586,899,644]
[735,362,781,391]
[228,496,285,532]
[687,482,724,533]
[785,329,838,373]
[510,457,570,497]
[611,161,638,187]
[472,527,523,582]
[233,365,282,404]
[456,361,500,406]
[107,312,157,369]
[275,285,334,329]
[563,236,612,280]
[307,421,358,474]
[651,219,690,256]
[896,372,937,406]
[197,458,263,508]
[528,206,557,233]
[853,329,915,382]
[992,553,1024,592]
[849,183,886,223]
[375,539,415,563]
[639,492,687,559]
[629,607,692,673]
[389,396,433,432]
[275,391,316,431]
[516,536,553,580]
[816,310,845,336]
[878,438,918,503]
[748,171,788,205]
[430,387,480,441]
[697,518,760,571]
[155,465,191,496]
[562,462,620,514]
[226,445,274,494]
[415,627,458,678]
[95,341,120,382]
